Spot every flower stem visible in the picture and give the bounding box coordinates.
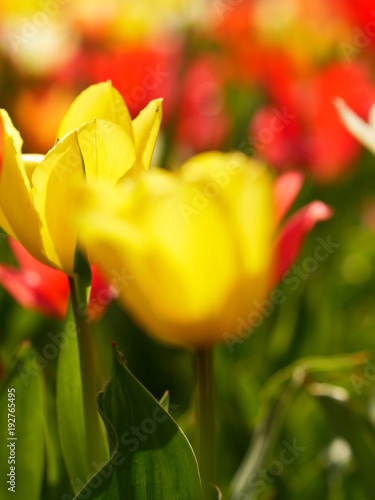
[195,346,216,498]
[68,275,107,465]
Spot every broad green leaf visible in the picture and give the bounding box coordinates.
[0,343,45,500]
[57,296,108,494]
[42,382,68,498]
[75,346,203,500]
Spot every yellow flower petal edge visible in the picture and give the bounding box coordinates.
[21,154,45,184]
[57,81,134,142]
[75,152,276,346]
[132,98,163,174]
[0,110,60,269]
[32,129,84,274]
[31,118,138,274]
[0,82,163,276]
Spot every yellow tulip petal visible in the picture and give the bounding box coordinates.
[132,98,163,173]
[138,183,237,339]
[57,81,134,141]
[181,152,275,277]
[32,130,84,274]
[0,110,52,266]
[21,154,45,184]
[77,119,136,183]
[75,154,276,346]
[76,171,238,345]
[1,109,23,155]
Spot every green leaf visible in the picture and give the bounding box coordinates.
[75,346,203,500]
[42,378,72,499]
[231,352,367,499]
[57,300,108,494]
[0,343,45,500]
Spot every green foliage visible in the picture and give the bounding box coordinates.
[0,344,45,500]
[75,346,203,500]
[57,292,109,494]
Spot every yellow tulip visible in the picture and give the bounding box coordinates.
[0,81,162,275]
[75,152,275,346]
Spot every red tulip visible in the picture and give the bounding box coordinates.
[250,62,375,182]
[176,57,231,153]
[339,0,375,55]
[60,39,182,121]
[0,238,113,320]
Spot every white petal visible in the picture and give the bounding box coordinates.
[335,97,375,155]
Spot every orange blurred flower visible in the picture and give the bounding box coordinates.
[12,85,76,153]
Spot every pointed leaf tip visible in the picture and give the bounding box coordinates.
[76,348,203,499]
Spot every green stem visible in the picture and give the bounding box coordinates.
[68,275,105,466]
[195,346,216,498]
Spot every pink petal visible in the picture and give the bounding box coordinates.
[274,170,304,224]
[273,201,333,285]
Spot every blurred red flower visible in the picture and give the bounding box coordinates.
[249,62,375,182]
[0,238,113,321]
[61,39,182,121]
[176,57,231,153]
